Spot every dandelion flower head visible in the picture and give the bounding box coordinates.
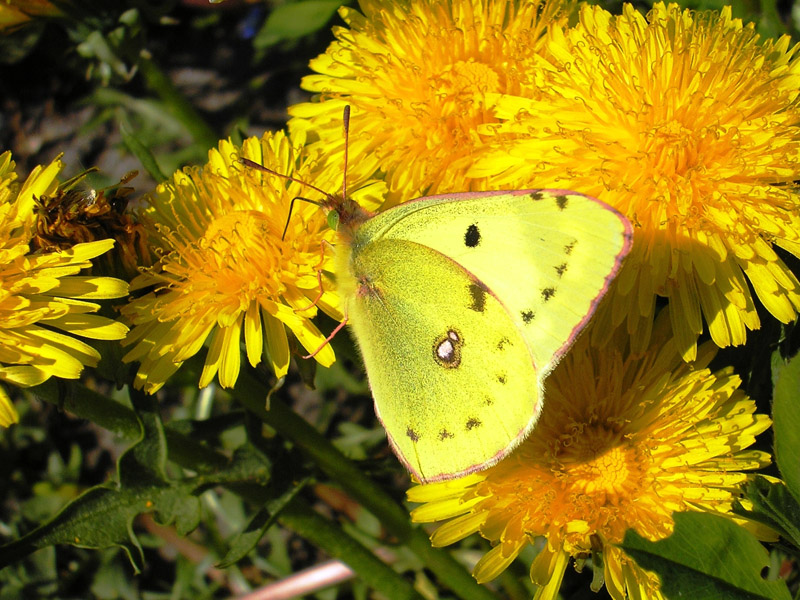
[471,2,800,360]
[289,0,571,204]
[0,151,129,425]
[121,129,383,393]
[409,310,772,599]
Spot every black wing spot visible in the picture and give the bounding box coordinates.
[468,282,487,312]
[439,429,454,441]
[484,397,494,406]
[497,373,507,385]
[530,192,544,201]
[541,287,556,302]
[564,241,576,255]
[521,310,535,324]
[555,262,568,277]
[466,418,481,430]
[556,195,569,210]
[465,224,481,247]
[407,427,420,442]
[434,329,463,368]
[497,337,511,350]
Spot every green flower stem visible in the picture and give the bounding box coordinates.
[233,370,497,600]
[278,496,423,600]
[29,380,228,472]
[137,54,218,150]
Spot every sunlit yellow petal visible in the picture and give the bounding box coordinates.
[54,276,129,299]
[263,310,290,378]
[244,301,263,367]
[0,385,18,426]
[531,548,569,600]
[44,314,129,340]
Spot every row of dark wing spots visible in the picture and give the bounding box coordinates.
[408,413,492,442]
[521,290,554,322]
[564,240,576,255]
[555,262,568,277]
[409,417,488,443]
[528,191,569,211]
[469,282,487,312]
[408,414,488,443]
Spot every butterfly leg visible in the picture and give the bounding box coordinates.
[302,312,349,359]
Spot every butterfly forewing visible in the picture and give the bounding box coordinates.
[359,190,632,377]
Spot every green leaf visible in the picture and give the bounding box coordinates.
[620,511,791,600]
[253,0,343,49]
[0,482,196,573]
[736,476,800,553]
[0,390,275,572]
[121,125,168,182]
[121,389,168,484]
[773,351,800,501]
[0,389,197,573]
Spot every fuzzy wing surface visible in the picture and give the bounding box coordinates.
[346,238,540,484]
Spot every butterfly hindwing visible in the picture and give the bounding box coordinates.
[343,237,541,483]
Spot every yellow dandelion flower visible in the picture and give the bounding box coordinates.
[0,151,129,425]
[288,0,571,204]
[408,310,772,599]
[470,2,800,360]
[120,129,382,393]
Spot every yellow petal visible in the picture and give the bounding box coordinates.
[0,385,19,427]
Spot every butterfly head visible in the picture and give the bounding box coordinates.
[322,194,372,236]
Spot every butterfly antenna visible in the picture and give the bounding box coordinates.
[240,158,333,240]
[342,105,350,202]
[281,196,323,240]
[240,158,331,198]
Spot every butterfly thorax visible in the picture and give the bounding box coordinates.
[331,197,379,315]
